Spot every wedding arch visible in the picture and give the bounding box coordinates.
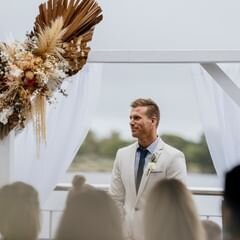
[1,48,240,203]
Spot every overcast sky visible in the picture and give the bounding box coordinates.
[1,0,240,141]
[1,0,240,49]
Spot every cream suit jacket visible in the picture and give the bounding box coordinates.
[109,138,187,240]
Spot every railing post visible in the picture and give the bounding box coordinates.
[49,210,53,240]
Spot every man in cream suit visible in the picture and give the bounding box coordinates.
[110,98,187,240]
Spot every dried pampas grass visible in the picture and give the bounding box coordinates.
[34,17,66,57]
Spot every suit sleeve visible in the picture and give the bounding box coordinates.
[109,150,126,219]
[166,151,187,184]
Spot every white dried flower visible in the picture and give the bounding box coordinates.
[0,107,13,124]
[9,65,23,77]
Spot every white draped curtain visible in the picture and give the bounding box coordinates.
[193,64,240,180]
[0,63,102,204]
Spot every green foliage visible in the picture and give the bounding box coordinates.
[70,131,215,173]
[76,130,132,158]
[70,131,133,172]
[77,131,99,154]
[97,131,132,158]
[161,134,215,173]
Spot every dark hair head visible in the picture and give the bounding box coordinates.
[131,98,160,127]
[224,165,240,210]
[223,165,240,236]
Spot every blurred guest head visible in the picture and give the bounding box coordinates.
[0,181,40,240]
[145,178,205,240]
[222,165,240,240]
[202,220,221,240]
[55,175,123,240]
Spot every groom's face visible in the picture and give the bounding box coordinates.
[129,106,155,139]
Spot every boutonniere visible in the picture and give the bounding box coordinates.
[146,153,157,176]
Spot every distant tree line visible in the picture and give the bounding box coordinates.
[70,131,215,173]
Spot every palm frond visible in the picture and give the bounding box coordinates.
[33,0,103,43]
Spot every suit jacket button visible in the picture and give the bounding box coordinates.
[135,207,139,211]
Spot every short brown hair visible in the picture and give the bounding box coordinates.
[131,98,160,127]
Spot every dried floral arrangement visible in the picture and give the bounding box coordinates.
[0,0,103,142]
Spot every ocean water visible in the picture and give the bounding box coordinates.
[40,173,223,239]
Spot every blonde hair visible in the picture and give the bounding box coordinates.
[0,182,40,240]
[145,179,205,240]
[55,175,123,240]
[202,220,221,240]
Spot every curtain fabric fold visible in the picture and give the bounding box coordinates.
[193,64,240,180]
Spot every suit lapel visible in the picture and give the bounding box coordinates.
[129,143,138,198]
[135,138,164,206]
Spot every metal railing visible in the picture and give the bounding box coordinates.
[41,184,223,239]
[55,183,223,196]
